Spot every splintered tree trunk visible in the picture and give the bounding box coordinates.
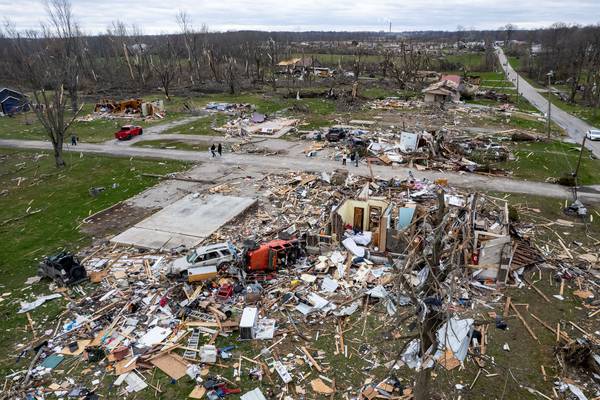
[162,77,171,100]
[413,319,436,399]
[413,190,446,400]
[68,88,78,113]
[53,139,66,168]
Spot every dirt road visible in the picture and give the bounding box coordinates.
[2,138,599,204]
[496,47,600,157]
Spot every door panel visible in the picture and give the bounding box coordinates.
[353,207,364,231]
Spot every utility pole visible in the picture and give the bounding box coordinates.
[516,75,519,108]
[547,70,553,139]
[572,135,588,200]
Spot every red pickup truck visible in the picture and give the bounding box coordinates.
[243,239,302,272]
[114,125,143,140]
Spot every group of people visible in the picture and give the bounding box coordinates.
[341,149,359,167]
[210,143,223,157]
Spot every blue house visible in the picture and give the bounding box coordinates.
[0,88,29,115]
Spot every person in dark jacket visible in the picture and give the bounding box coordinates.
[210,144,216,157]
[217,143,222,156]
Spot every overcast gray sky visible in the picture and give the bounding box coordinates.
[2,0,599,34]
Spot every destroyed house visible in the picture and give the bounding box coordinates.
[422,79,461,103]
[277,57,323,75]
[0,88,29,115]
[331,197,391,249]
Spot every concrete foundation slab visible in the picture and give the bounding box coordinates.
[110,227,202,250]
[111,194,257,249]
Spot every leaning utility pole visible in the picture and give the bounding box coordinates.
[547,71,553,139]
[516,75,520,108]
[572,135,588,200]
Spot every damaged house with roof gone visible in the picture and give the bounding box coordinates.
[331,192,393,251]
[0,88,29,116]
[277,57,333,77]
[422,74,463,104]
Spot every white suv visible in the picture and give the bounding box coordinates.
[586,129,600,141]
[169,242,238,275]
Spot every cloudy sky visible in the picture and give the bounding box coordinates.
[2,0,599,34]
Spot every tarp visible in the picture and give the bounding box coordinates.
[435,317,474,362]
[342,237,365,257]
[18,293,62,313]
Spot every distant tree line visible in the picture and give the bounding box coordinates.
[506,24,600,110]
[2,1,599,166]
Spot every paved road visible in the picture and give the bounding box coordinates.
[110,114,208,147]
[496,47,600,157]
[2,138,600,204]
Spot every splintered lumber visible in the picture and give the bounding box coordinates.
[523,277,551,303]
[141,173,214,184]
[554,232,573,259]
[528,312,570,342]
[559,279,565,296]
[503,296,511,317]
[510,303,538,341]
[568,321,591,337]
[301,346,323,372]
[557,323,561,343]
[253,336,286,360]
[184,320,239,329]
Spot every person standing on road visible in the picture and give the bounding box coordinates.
[342,150,347,166]
[217,143,222,156]
[210,144,216,157]
[354,151,359,167]
[71,133,78,146]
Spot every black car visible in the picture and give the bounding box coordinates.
[325,127,348,142]
[38,252,87,285]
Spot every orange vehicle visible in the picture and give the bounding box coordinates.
[243,239,302,272]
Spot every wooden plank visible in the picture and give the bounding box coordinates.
[301,346,323,372]
[523,277,551,303]
[503,296,511,317]
[510,302,538,341]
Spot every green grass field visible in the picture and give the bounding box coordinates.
[0,149,189,373]
[163,114,228,135]
[445,52,485,70]
[497,140,600,184]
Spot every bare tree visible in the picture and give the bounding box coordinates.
[45,0,82,112]
[224,56,240,94]
[504,24,517,45]
[351,40,363,80]
[128,25,153,92]
[267,37,279,91]
[389,42,431,89]
[176,11,203,86]
[5,1,83,168]
[152,39,179,100]
[7,27,83,167]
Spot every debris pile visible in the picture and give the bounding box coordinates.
[5,172,600,399]
[369,97,426,110]
[77,98,166,122]
[309,125,512,174]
